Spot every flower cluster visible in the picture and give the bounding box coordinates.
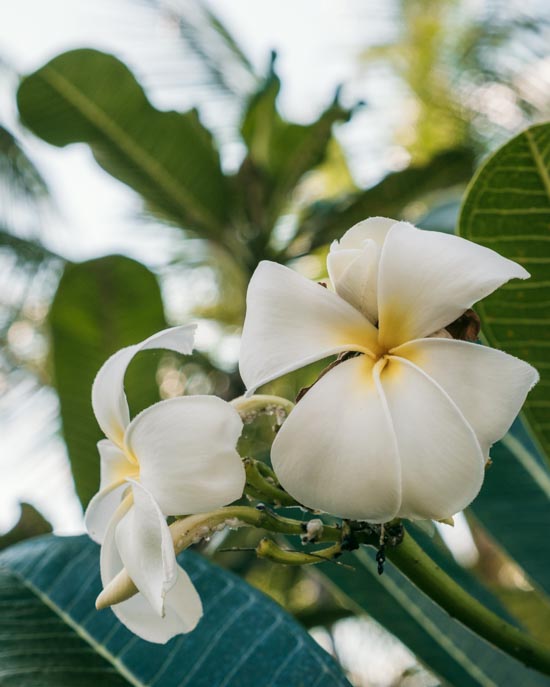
[86,217,538,643]
[86,326,245,642]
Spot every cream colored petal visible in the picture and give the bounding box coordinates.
[100,489,202,643]
[381,356,485,521]
[392,338,539,456]
[239,261,379,393]
[97,439,136,491]
[271,355,401,522]
[377,222,529,350]
[125,396,245,516]
[115,481,178,616]
[336,216,396,250]
[92,325,196,446]
[326,247,362,286]
[85,479,129,545]
[327,242,380,324]
[327,217,396,322]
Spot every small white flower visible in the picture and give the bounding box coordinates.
[239,218,538,523]
[85,326,245,643]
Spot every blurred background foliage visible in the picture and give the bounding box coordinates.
[2,1,550,685]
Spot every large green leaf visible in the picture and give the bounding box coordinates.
[0,535,350,687]
[296,147,475,252]
[17,49,229,236]
[49,255,167,508]
[320,535,548,687]
[459,123,550,463]
[0,504,52,551]
[237,60,351,243]
[469,419,550,597]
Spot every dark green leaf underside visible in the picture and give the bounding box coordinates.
[321,544,549,687]
[470,418,550,596]
[0,536,349,687]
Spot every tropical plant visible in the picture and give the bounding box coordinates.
[1,4,550,685]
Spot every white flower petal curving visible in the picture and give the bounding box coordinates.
[239,261,379,393]
[97,439,136,491]
[115,481,178,616]
[271,356,401,522]
[85,479,130,545]
[92,325,196,446]
[327,244,380,323]
[377,222,529,349]
[335,216,396,250]
[125,396,245,515]
[381,356,485,520]
[100,488,202,643]
[392,338,539,456]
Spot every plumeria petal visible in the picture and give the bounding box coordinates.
[377,222,529,349]
[240,261,380,393]
[381,356,485,520]
[92,325,196,447]
[334,216,396,250]
[85,479,130,545]
[97,439,136,491]
[115,481,178,616]
[392,338,539,456]
[100,488,202,643]
[328,218,396,323]
[327,245,380,323]
[272,356,401,522]
[108,569,202,644]
[124,396,245,515]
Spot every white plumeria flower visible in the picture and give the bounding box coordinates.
[85,326,246,643]
[239,218,539,523]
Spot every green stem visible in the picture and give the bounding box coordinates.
[387,531,550,676]
[244,458,298,507]
[256,538,343,565]
[171,506,340,549]
[97,506,341,608]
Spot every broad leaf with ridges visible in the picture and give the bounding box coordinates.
[470,418,550,597]
[459,123,550,464]
[0,535,349,687]
[49,255,167,508]
[320,534,548,687]
[17,49,229,236]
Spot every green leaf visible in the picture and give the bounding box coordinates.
[0,228,59,265]
[469,419,550,597]
[238,59,351,237]
[0,503,52,551]
[296,147,475,252]
[459,123,550,464]
[0,124,49,203]
[17,49,229,236]
[320,540,549,687]
[49,255,167,508]
[0,535,350,686]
